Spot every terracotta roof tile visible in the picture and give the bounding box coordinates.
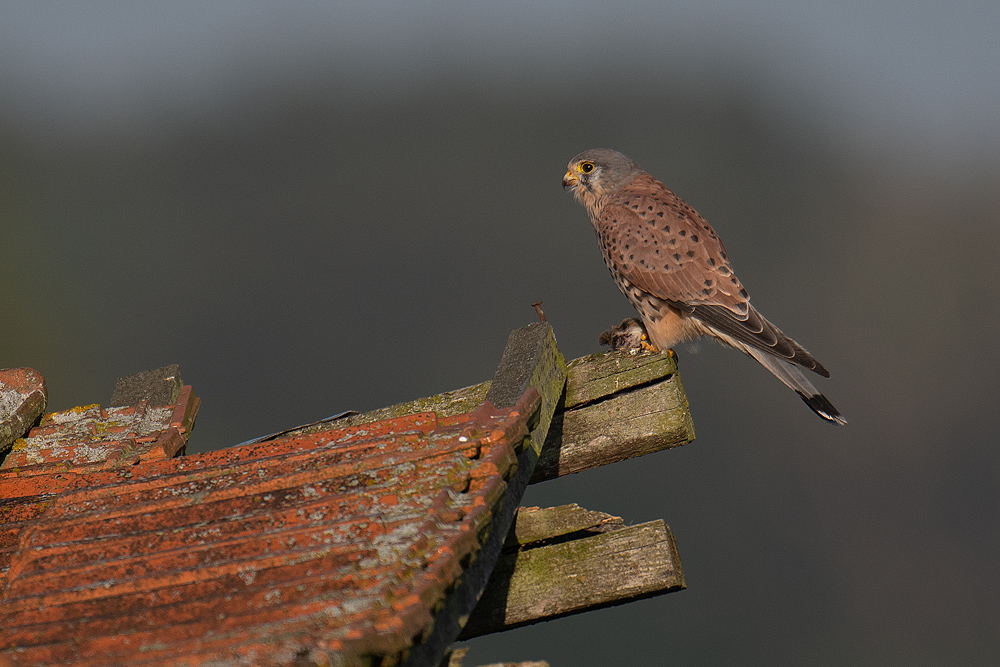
[0,384,200,592]
[1,385,199,475]
[0,368,48,453]
[0,389,540,667]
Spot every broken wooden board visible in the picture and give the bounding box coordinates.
[458,504,685,639]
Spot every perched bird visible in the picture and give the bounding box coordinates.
[563,148,845,425]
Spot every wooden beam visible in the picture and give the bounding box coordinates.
[530,350,695,483]
[109,364,183,407]
[327,382,490,431]
[458,504,685,639]
[502,503,625,549]
[483,322,566,456]
[325,349,693,481]
[401,323,567,667]
[442,647,549,667]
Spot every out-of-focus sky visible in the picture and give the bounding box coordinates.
[1,2,998,666]
[3,1,1000,156]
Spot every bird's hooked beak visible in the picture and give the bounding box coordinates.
[562,169,578,190]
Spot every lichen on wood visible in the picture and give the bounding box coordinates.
[460,504,685,639]
[531,349,695,483]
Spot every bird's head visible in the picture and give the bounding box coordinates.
[562,148,643,212]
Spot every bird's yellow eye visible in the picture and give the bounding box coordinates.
[579,162,595,174]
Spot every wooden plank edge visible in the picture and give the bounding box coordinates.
[441,647,550,667]
[502,504,624,550]
[399,323,566,667]
[530,372,695,483]
[562,349,679,408]
[458,508,685,639]
[277,345,691,483]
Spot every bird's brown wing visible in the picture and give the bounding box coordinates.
[599,174,829,376]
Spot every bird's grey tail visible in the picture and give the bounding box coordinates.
[745,346,847,425]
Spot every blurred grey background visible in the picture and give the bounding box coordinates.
[1,1,998,665]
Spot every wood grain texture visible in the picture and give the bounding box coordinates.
[443,647,550,667]
[563,349,678,405]
[327,381,491,431]
[531,350,695,482]
[401,323,566,667]
[502,503,623,550]
[460,504,685,639]
[323,349,694,482]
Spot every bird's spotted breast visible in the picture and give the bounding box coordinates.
[565,148,844,424]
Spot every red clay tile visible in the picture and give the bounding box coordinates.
[1,384,199,475]
[0,389,540,666]
[0,368,47,453]
[0,386,200,590]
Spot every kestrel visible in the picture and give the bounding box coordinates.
[563,148,845,425]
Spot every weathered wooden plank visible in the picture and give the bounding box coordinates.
[401,323,566,667]
[530,350,695,483]
[334,349,674,426]
[484,322,566,456]
[275,347,692,480]
[563,349,678,406]
[459,504,686,639]
[240,380,491,446]
[442,647,549,667]
[502,503,623,549]
[109,364,183,407]
[328,381,491,430]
